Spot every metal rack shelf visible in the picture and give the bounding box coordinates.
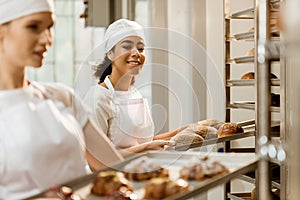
[227,102,280,112]
[226,79,280,87]
[227,193,252,200]
[237,174,281,189]
[230,8,254,19]
[229,7,278,19]
[227,56,254,64]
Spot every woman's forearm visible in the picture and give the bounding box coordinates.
[153,125,188,140]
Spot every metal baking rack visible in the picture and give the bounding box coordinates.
[224,0,285,199]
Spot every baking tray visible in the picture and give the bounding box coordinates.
[28,151,258,200]
[164,120,256,151]
[167,131,255,151]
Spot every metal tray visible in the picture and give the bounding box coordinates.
[30,151,258,200]
[168,131,255,151]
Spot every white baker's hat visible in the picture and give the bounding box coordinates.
[0,0,54,25]
[104,19,146,53]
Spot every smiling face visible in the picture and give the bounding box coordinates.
[109,36,146,79]
[0,12,55,69]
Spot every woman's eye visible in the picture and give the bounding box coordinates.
[138,47,144,52]
[123,45,132,50]
[28,24,38,30]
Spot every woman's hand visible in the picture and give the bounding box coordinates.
[144,140,174,150]
[119,140,175,157]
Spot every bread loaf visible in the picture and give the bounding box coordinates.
[171,132,204,146]
[217,123,243,137]
[241,72,278,80]
[241,72,255,80]
[197,119,224,130]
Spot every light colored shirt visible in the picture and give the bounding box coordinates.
[0,82,89,199]
[83,84,142,143]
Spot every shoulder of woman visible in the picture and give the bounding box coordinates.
[31,81,74,106]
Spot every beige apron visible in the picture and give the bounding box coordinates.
[104,76,154,149]
[0,88,86,199]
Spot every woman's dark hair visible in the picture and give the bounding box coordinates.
[94,54,112,83]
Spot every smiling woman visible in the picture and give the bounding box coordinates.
[83,19,186,154]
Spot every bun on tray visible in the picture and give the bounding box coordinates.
[217,122,244,137]
[246,48,255,56]
[241,72,255,80]
[91,170,135,199]
[123,156,169,181]
[144,177,190,199]
[241,72,278,80]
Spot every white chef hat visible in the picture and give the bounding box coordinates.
[0,0,54,25]
[104,19,146,53]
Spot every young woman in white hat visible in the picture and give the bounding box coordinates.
[0,0,124,199]
[84,19,186,152]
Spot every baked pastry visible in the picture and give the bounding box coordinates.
[180,156,229,180]
[170,132,204,146]
[217,122,243,137]
[188,125,218,139]
[248,27,254,33]
[241,72,255,80]
[197,119,224,130]
[246,48,255,56]
[123,156,169,181]
[91,170,134,198]
[241,72,278,80]
[44,186,84,200]
[144,177,189,199]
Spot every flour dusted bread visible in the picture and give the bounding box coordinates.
[144,177,190,199]
[179,156,229,180]
[197,119,224,130]
[123,156,169,181]
[91,170,135,199]
[190,125,218,139]
[217,122,244,137]
[170,132,204,146]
